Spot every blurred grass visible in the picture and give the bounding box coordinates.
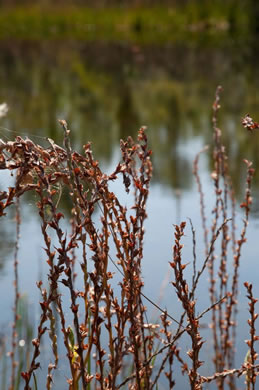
[0,295,33,390]
[0,3,249,44]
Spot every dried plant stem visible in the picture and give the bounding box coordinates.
[200,363,259,384]
[244,282,259,390]
[191,218,231,299]
[223,160,254,367]
[9,195,21,390]
[0,99,258,389]
[193,146,209,254]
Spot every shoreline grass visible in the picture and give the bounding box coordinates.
[0,4,250,44]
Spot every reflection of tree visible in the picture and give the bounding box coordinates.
[249,0,259,36]
[70,59,116,161]
[1,42,259,199]
[117,80,139,140]
[0,209,15,270]
[133,80,194,190]
[151,126,192,191]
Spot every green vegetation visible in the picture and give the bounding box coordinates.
[0,2,252,44]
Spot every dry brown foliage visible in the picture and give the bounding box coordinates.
[0,91,258,389]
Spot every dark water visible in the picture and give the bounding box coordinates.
[1,40,259,388]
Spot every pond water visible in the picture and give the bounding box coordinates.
[1,40,259,388]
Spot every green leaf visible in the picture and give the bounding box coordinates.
[68,327,75,349]
[33,372,38,390]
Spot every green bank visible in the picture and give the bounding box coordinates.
[0,2,254,44]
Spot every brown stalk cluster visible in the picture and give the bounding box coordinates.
[244,282,259,390]
[170,222,204,390]
[0,90,259,389]
[192,87,258,390]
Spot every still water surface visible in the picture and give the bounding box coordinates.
[1,40,259,388]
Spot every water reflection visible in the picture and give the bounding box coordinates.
[1,39,259,388]
[0,172,15,270]
[1,41,259,199]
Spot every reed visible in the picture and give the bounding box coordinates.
[0,89,258,389]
